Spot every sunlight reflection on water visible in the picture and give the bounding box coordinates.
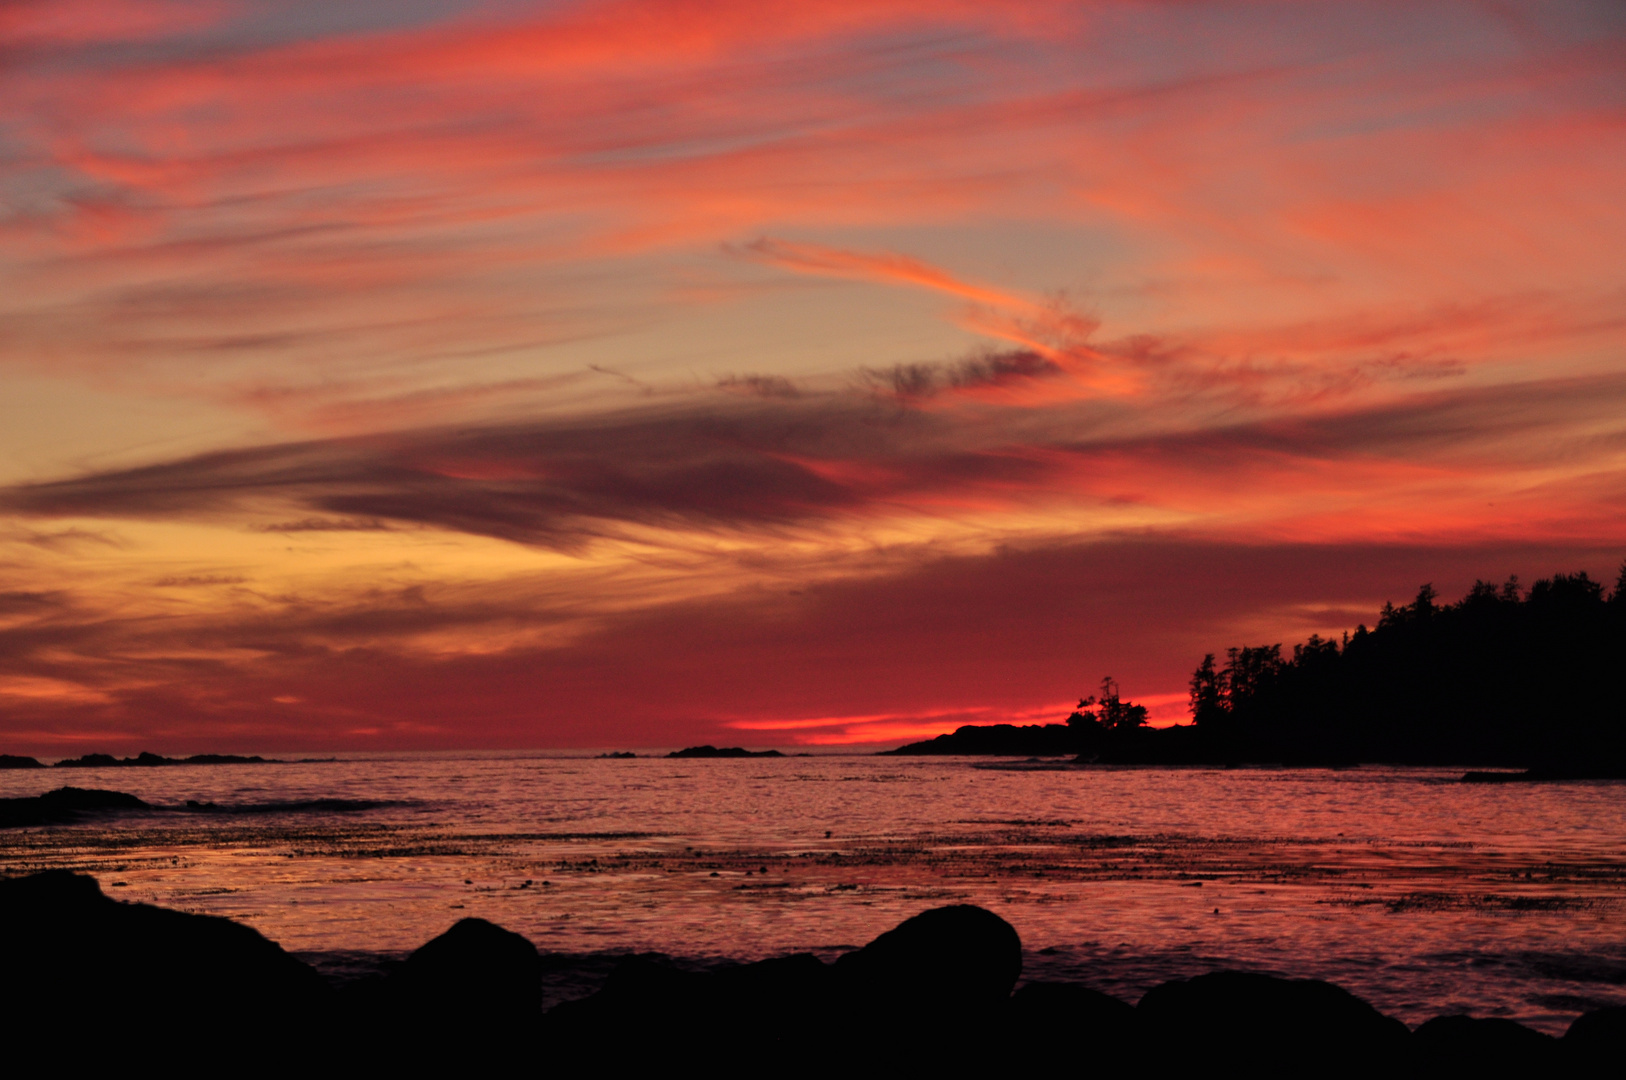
[3,754,1623,1032]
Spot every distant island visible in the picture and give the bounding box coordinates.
[887,565,1626,774]
[667,746,784,758]
[1,751,280,769]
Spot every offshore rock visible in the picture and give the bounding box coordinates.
[1412,1014,1557,1068]
[1136,970,1411,1066]
[54,751,275,767]
[665,745,784,758]
[0,786,149,828]
[0,754,45,769]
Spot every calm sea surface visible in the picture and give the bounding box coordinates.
[3,754,1624,1033]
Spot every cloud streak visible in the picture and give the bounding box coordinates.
[7,367,1626,551]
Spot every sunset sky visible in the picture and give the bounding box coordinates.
[2,0,1623,753]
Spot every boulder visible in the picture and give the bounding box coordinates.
[1413,1014,1556,1068]
[1136,970,1411,1066]
[546,905,1021,1065]
[0,870,326,1047]
[545,951,832,1057]
[403,916,543,1016]
[833,904,1022,1014]
[1006,981,1137,1067]
[1564,1005,1626,1065]
[1007,980,1135,1031]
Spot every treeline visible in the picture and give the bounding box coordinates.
[888,565,1626,770]
[1178,568,1626,769]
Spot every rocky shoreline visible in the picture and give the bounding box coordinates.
[3,869,1620,1068]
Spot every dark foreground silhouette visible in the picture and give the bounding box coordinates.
[888,567,1626,772]
[3,870,1620,1068]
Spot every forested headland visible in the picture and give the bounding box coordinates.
[884,566,1626,773]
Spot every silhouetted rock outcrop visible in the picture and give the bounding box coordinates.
[882,723,1082,756]
[0,870,326,1048]
[0,786,149,828]
[0,874,1602,1066]
[834,903,1022,1016]
[545,950,834,1057]
[545,904,1021,1063]
[404,917,543,1017]
[0,754,45,769]
[1005,981,1137,1065]
[666,745,784,758]
[1137,970,1411,1066]
[1564,1004,1626,1066]
[1413,1014,1556,1068]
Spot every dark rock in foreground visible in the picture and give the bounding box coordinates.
[1138,970,1412,1066]
[0,870,326,1046]
[1414,1014,1557,1068]
[1008,979,1136,1032]
[1565,1004,1626,1065]
[336,916,543,1058]
[0,754,45,769]
[0,786,149,828]
[547,901,1019,1063]
[1006,981,1139,1067]
[666,745,784,758]
[834,903,1022,1015]
[4,869,1622,1067]
[404,916,543,1016]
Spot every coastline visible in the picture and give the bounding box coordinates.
[3,756,1623,1036]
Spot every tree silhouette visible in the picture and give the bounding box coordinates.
[1188,654,1223,725]
[1071,676,1149,732]
[1178,565,1626,770]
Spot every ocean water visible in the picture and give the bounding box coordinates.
[3,754,1624,1033]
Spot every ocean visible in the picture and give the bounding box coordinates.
[3,753,1623,1033]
